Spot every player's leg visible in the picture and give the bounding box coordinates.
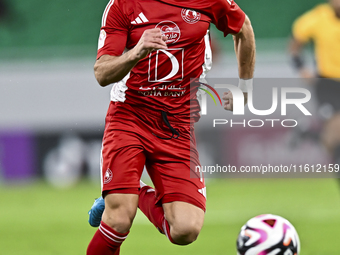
[138,181,205,245]
[321,113,340,186]
[321,113,340,155]
[162,201,204,245]
[87,102,146,255]
[87,155,144,255]
[87,193,138,255]
[139,134,206,245]
[102,193,138,233]
[87,153,144,255]
[315,78,340,185]
[317,78,340,158]
[137,117,206,244]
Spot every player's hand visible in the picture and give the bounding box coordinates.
[131,28,168,61]
[222,91,248,111]
[299,68,316,85]
[299,69,314,79]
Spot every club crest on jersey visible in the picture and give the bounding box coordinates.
[155,21,181,44]
[181,9,201,24]
[103,168,113,184]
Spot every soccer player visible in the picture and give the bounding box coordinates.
[87,0,255,254]
[289,0,340,172]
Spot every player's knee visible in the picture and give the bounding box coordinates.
[103,211,134,233]
[164,202,205,245]
[170,220,202,245]
[102,193,138,233]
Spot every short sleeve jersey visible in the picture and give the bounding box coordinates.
[97,0,245,118]
[293,4,340,79]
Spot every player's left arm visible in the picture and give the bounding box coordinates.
[288,37,314,79]
[223,16,256,111]
[288,9,317,80]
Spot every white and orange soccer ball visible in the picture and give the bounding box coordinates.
[237,214,300,255]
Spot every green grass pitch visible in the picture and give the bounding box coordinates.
[1,178,339,255]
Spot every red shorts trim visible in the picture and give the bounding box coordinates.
[103,188,139,197]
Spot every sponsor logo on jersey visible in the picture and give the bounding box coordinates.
[155,21,181,44]
[131,12,149,24]
[148,48,184,82]
[198,187,207,198]
[98,29,106,50]
[103,168,113,184]
[181,9,201,24]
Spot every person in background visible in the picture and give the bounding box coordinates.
[289,0,340,178]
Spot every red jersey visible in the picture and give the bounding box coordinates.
[97,0,245,121]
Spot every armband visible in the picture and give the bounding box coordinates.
[238,78,253,92]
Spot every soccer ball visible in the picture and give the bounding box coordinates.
[236,214,300,255]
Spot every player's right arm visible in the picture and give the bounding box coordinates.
[94,28,168,87]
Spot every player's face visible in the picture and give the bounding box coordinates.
[329,0,340,17]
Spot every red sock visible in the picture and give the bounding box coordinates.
[138,186,176,244]
[87,221,128,255]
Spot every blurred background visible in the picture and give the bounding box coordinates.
[0,0,339,254]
